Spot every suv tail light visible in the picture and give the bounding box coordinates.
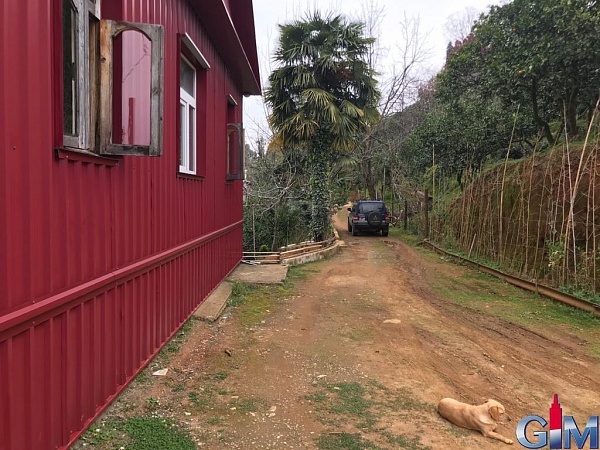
[384,214,389,221]
[354,215,359,221]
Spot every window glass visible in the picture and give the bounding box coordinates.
[63,0,78,136]
[227,124,238,175]
[180,58,195,97]
[188,106,195,171]
[179,102,186,167]
[359,202,384,214]
[111,30,151,146]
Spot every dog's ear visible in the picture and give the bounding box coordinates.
[488,405,502,421]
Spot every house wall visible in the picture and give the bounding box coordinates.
[0,0,249,448]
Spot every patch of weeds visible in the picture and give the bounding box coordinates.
[215,428,233,443]
[187,390,213,412]
[179,318,194,334]
[217,389,229,395]
[531,300,600,329]
[384,387,433,413]
[165,341,181,353]
[170,383,185,393]
[373,241,390,252]
[214,371,228,380]
[316,432,382,450]
[382,431,432,450]
[327,383,371,418]
[238,291,276,328]
[432,270,600,342]
[145,397,160,411]
[463,271,496,283]
[388,227,421,246]
[200,371,226,382]
[76,421,125,447]
[206,416,224,426]
[227,282,282,328]
[428,262,600,359]
[383,432,431,450]
[344,326,374,342]
[309,382,378,430]
[134,368,150,385]
[233,398,262,412]
[155,317,198,363]
[228,282,259,307]
[120,416,195,450]
[367,379,388,391]
[307,380,437,446]
[287,263,322,282]
[119,401,136,414]
[77,416,195,450]
[305,391,328,403]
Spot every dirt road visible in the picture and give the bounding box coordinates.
[78,213,600,449]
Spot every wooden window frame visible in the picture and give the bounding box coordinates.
[59,0,164,157]
[99,20,164,156]
[62,0,99,151]
[226,95,244,181]
[226,122,245,181]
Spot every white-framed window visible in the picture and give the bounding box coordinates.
[60,0,164,156]
[179,56,196,174]
[178,33,210,176]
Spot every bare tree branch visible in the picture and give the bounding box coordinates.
[443,7,481,44]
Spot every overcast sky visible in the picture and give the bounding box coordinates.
[243,0,498,148]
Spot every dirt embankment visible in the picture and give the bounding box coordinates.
[437,146,600,291]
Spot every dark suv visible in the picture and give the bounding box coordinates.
[347,200,389,236]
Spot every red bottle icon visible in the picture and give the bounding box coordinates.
[549,394,563,449]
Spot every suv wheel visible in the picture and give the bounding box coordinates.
[382,229,389,237]
[347,219,352,232]
[352,226,359,236]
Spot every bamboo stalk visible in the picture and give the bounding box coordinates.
[469,234,477,258]
[532,144,552,280]
[524,138,540,275]
[499,106,520,263]
[593,145,598,293]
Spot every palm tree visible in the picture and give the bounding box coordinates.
[265,11,380,241]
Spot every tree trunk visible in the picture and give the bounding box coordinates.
[308,136,331,242]
[530,78,555,145]
[364,159,376,200]
[565,88,579,138]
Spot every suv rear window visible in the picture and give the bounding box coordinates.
[358,202,385,214]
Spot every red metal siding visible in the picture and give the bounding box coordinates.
[0,0,254,448]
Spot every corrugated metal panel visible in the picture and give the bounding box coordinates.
[0,0,254,447]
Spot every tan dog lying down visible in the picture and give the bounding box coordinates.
[438,398,513,445]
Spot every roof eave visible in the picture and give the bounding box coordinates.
[191,0,261,96]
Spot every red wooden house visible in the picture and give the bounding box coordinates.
[0,0,260,448]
